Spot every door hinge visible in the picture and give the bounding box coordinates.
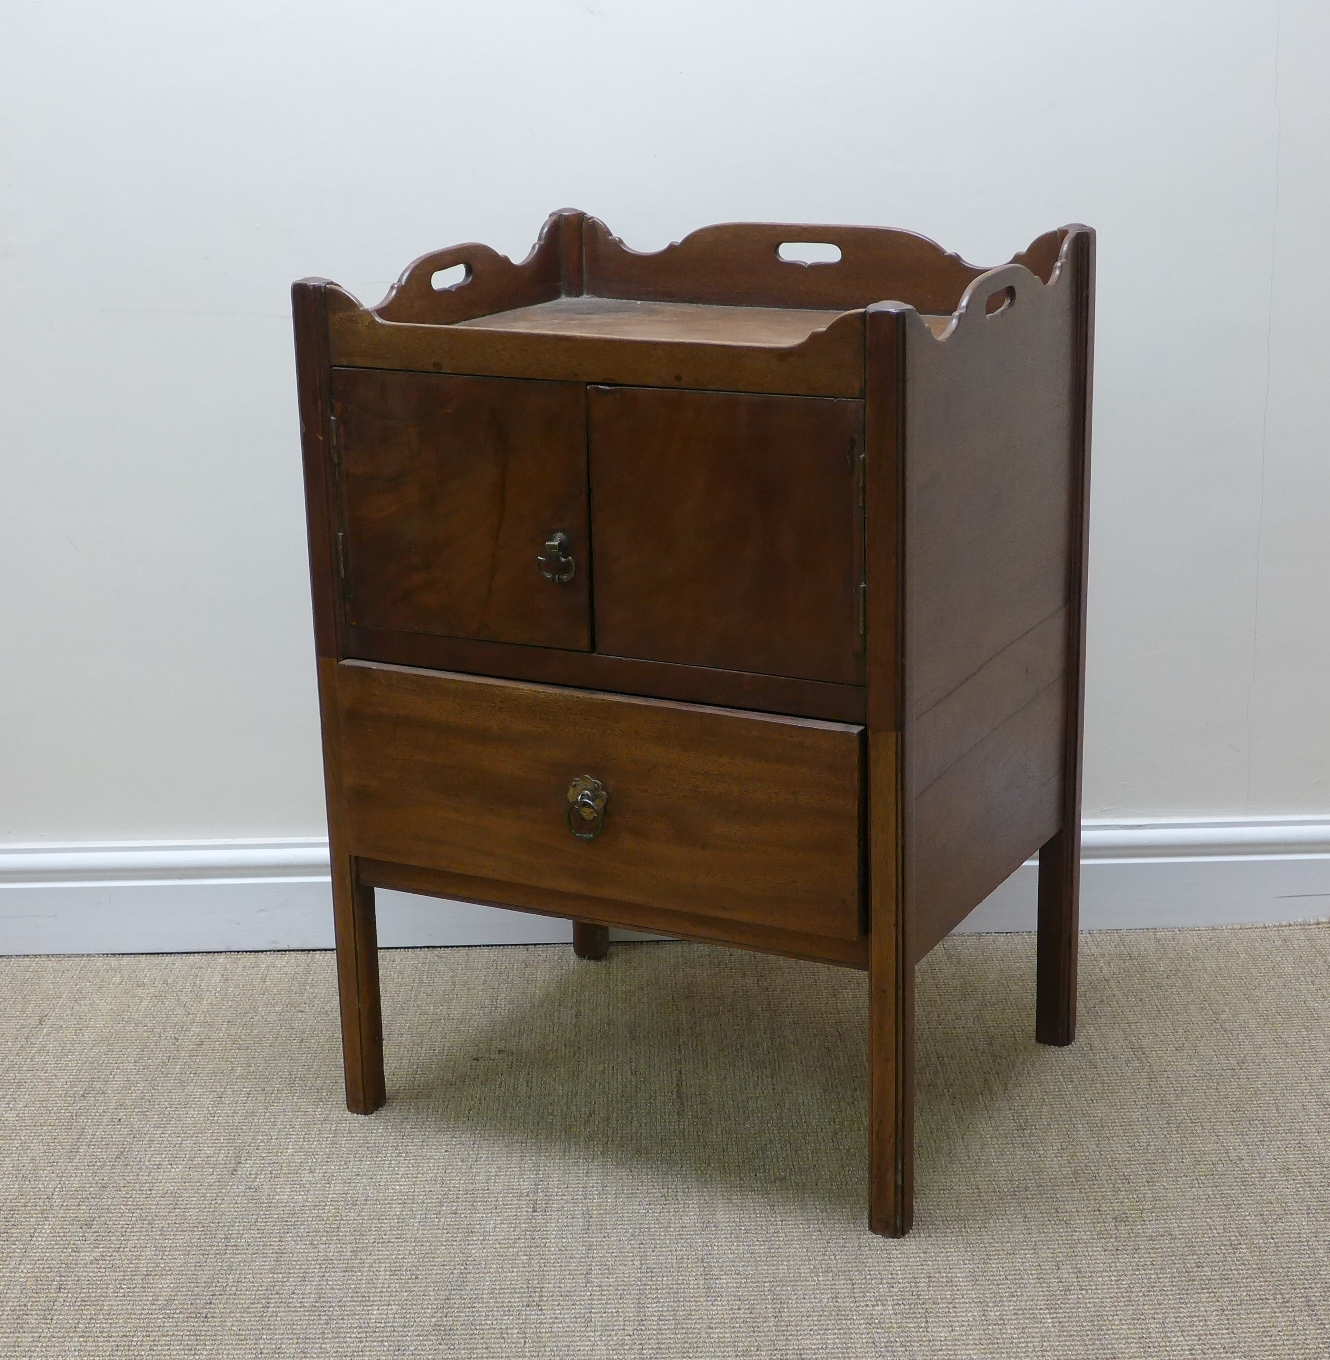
[336,530,347,581]
[328,413,341,467]
[853,434,867,654]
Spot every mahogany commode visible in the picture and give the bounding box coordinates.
[292,210,1095,1236]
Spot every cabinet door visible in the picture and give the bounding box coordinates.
[588,387,864,684]
[332,369,590,650]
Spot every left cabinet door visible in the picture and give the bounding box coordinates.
[331,369,591,650]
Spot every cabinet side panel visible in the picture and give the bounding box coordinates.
[901,239,1091,959]
[913,680,1064,951]
[293,281,342,659]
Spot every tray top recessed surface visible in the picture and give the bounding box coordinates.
[454,295,847,348]
[453,294,952,347]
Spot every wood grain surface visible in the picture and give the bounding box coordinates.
[571,921,610,960]
[1036,227,1096,1047]
[902,272,1078,722]
[369,210,1066,327]
[332,368,591,650]
[319,212,1069,399]
[910,680,1064,961]
[335,661,865,941]
[897,240,1093,958]
[329,289,868,399]
[292,281,343,660]
[370,208,577,325]
[858,234,1092,1231]
[343,624,867,722]
[589,387,865,685]
[316,657,385,1115]
[295,213,1095,1239]
[864,306,913,1238]
[456,296,851,347]
[358,858,871,970]
[582,216,987,313]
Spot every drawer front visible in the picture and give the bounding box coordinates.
[588,386,865,685]
[335,661,864,941]
[332,369,590,650]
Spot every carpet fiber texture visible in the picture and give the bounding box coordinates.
[1,925,1327,1358]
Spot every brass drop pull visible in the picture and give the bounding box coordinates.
[537,531,575,584]
[566,775,609,840]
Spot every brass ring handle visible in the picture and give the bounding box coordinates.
[566,775,608,840]
[538,531,575,584]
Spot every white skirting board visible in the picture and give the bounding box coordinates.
[1,819,1327,955]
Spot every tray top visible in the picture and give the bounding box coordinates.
[455,296,845,347]
[312,212,1072,395]
[360,211,1063,334]
[455,294,951,347]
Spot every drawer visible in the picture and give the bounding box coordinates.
[332,369,590,650]
[334,661,864,941]
[588,386,865,684]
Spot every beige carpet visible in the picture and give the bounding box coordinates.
[1,925,1327,1359]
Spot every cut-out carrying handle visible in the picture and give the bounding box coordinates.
[372,212,572,324]
[777,240,843,265]
[733,224,878,267]
[952,263,1041,326]
[429,260,471,291]
[391,242,503,306]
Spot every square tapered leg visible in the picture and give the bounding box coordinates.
[331,857,385,1114]
[1036,825,1079,1046]
[869,951,915,1237]
[572,920,610,960]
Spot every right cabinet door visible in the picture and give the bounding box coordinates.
[588,386,864,684]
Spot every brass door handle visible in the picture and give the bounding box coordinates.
[538,531,575,584]
[566,775,608,840]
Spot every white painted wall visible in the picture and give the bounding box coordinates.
[2,1,1328,856]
